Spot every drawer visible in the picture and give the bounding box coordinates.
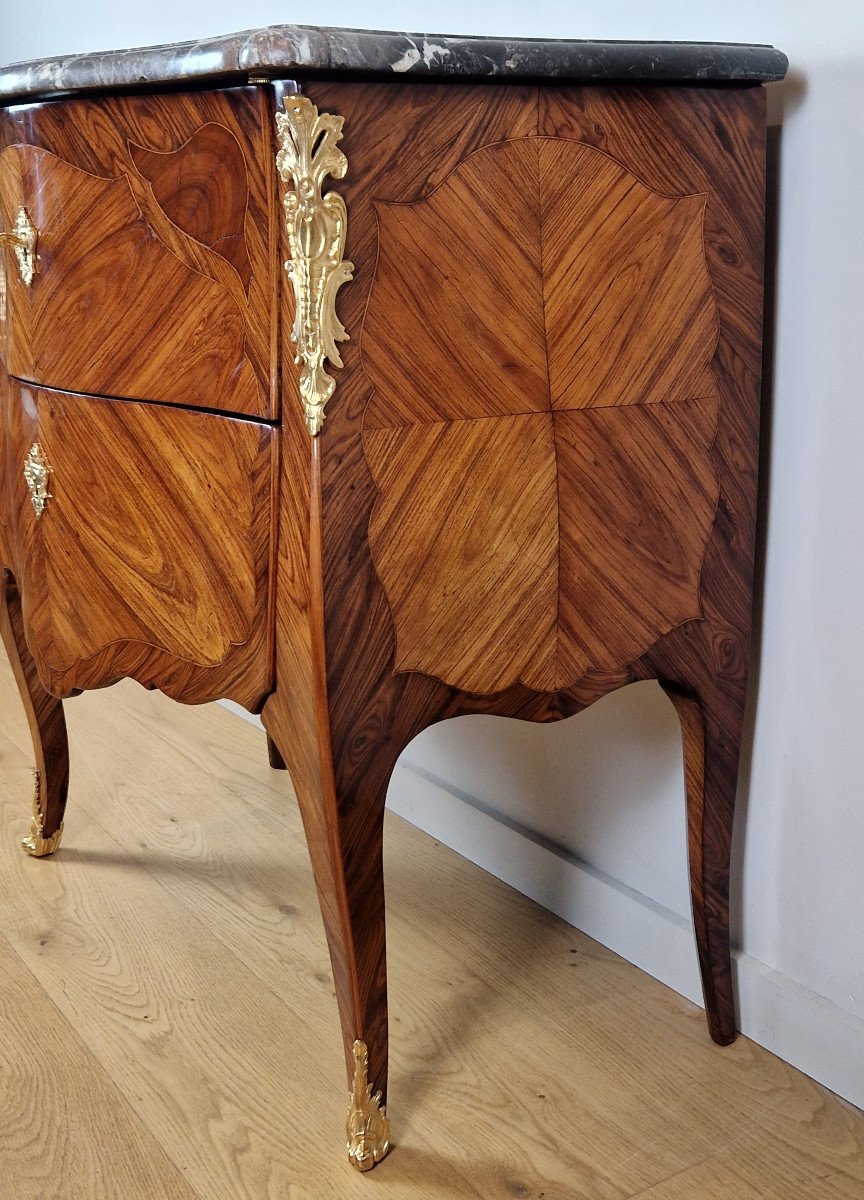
[0,86,278,419]
[4,380,274,707]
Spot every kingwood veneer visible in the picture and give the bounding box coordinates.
[0,25,787,1172]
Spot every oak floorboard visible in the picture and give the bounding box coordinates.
[629,1128,864,1200]
[0,929,200,1200]
[0,658,862,1198]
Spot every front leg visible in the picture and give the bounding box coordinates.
[0,570,69,856]
[263,695,392,1172]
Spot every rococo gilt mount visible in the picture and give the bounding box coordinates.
[0,23,787,1172]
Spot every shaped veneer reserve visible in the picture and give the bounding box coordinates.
[362,138,720,693]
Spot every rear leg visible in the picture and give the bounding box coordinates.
[266,734,287,770]
[662,681,746,1045]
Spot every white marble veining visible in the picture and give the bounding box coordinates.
[0,23,788,103]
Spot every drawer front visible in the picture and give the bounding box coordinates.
[0,87,278,419]
[7,381,274,707]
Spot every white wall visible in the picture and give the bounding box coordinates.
[8,2,864,1105]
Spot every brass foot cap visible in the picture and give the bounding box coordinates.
[346,1040,390,1172]
[22,822,63,857]
[22,776,63,856]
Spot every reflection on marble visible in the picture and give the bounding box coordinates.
[0,24,788,102]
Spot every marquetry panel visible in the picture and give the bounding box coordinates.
[362,142,550,425]
[362,135,720,693]
[264,78,766,1091]
[0,87,277,418]
[129,122,254,286]
[9,383,274,707]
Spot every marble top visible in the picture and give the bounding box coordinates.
[0,25,787,103]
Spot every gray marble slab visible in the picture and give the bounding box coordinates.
[0,24,787,103]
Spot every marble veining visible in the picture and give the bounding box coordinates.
[0,24,788,103]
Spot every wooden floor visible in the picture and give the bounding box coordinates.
[1,659,863,1199]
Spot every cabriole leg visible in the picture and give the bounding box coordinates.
[262,710,391,1172]
[0,570,69,856]
[662,680,746,1045]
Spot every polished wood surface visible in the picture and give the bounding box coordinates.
[0,570,68,844]
[129,121,255,286]
[365,413,563,692]
[362,138,718,423]
[365,399,720,693]
[363,135,721,693]
[0,72,772,1166]
[261,80,768,1108]
[6,382,274,708]
[0,87,277,418]
[263,80,361,1076]
[2,674,862,1200]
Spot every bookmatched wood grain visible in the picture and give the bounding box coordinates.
[264,83,545,1099]
[362,138,719,425]
[0,86,278,419]
[262,79,767,1106]
[0,74,769,1148]
[366,396,721,695]
[6,382,275,709]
